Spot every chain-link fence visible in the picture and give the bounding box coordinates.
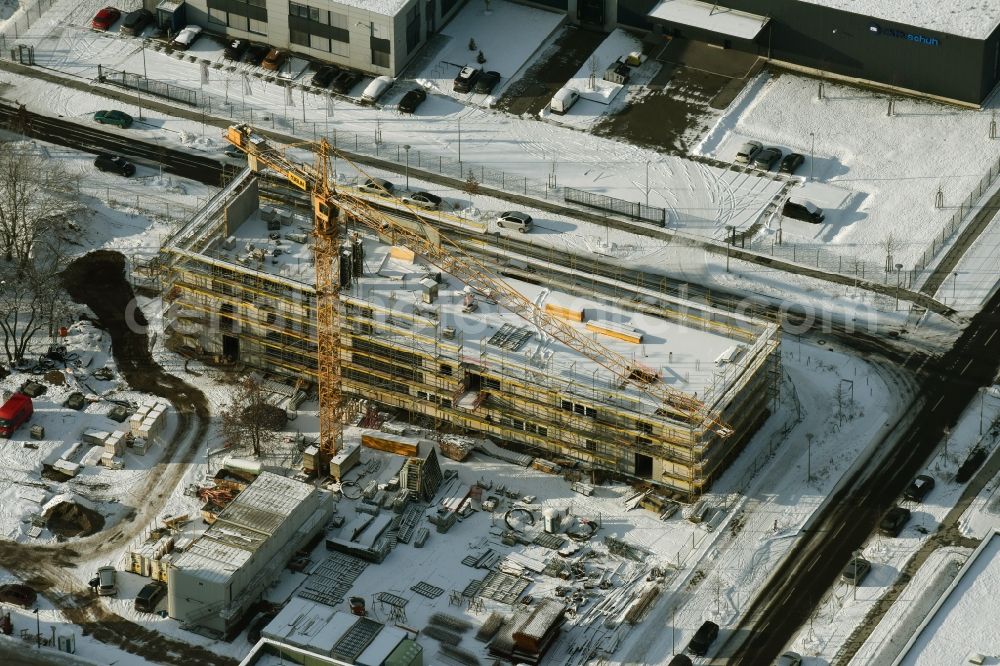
[748,233,893,286]
[0,0,57,43]
[98,65,201,107]
[913,152,1000,276]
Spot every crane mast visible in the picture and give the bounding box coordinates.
[224,123,732,480]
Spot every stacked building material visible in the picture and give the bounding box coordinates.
[128,533,176,581]
[129,398,168,444]
[439,437,474,462]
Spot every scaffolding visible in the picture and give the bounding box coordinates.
[161,174,780,498]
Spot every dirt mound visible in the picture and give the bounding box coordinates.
[0,583,36,608]
[45,501,105,538]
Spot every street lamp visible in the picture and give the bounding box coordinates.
[810,132,815,181]
[645,160,650,207]
[725,225,735,272]
[894,263,903,310]
[403,144,411,191]
[852,549,863,600]
[953,271,959,303]
[457,116,462,166]
[34,607,40,648]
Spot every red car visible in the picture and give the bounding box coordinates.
[91,7,121,31]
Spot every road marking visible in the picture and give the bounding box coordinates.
[986,330,997,345]
[931,395,944,411]
[961,358,973,374]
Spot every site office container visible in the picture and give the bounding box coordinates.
[0,393,33,437]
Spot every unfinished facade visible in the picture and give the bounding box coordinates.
[162,169,780,497]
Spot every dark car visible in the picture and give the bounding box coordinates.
[776,651,803,666]
[245,44,269,66]
[453,66,481,93]
[94,154,135,177]
[782,199,825,224]
[753,146,782,169]
[401,191,442,209]
[119,8,152,36]
[687,620,719,657]
[310,65,340,88]
[91,6,120,31]
[779,152,805,175]
[473,70,501,94]
[134,581,166,613]
[842,556,871,584]
[331,70,362,94]
[903,474,935,502]
[94,109,134,128]
[224,38,250,61]
[668,655,693,666]
[879,506,911,537]
[398,88,427,113]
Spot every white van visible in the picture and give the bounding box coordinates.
[550,88,579,115]
[361,76,394,104]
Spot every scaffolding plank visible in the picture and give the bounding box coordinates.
[410,582,444,599]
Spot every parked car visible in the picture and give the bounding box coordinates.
[686,620,719,657]
[735,140,762,164]
[841,556,871,584]
[91,6,120,31]
[331,70,362,94]
[401,192,442,210]
[119,8,152,36]
[245,44,269,66]
[94,154,136,177]
[474,70,501,94]
[0,393,33,438]
[453,66,481,93]
[782,198,825,224]
[96,566,117,596]
[261,49,287,71]
[776,651,803,666]
[359,178,394,195]
[879,506,911,537]
[169,24,202,50]
[361,75,394,104]
[667,655,693,666]
[753,146,782,169]
[549,87,579,115]
[398,88,427,113]
[310,65,340,88]
[497,211,533,233]
[134,581,167,613]
[224,38,250,61]
[93,109,134,128]
[903,474,935,502]
[779,152,805,175]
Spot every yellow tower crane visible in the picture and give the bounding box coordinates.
[224,123,732,478]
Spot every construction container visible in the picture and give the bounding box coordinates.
[383,639,423,666]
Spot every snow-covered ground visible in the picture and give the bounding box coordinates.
[695,72,1000,274]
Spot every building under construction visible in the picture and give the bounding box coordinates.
[162,168,780,497]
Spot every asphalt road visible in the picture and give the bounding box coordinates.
[721,277,1000,664]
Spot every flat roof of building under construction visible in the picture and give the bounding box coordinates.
[165,173,777,422]
[171,472,314,585]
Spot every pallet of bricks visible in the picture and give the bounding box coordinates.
[98,430,128,470]
[129,398,168,454]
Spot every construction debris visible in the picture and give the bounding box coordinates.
[439,436,474,462]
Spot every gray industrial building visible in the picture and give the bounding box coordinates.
[151,0,466,77]
[522,0,1000,105]
[167,472,334,637]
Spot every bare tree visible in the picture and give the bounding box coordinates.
[0,141,75,267]
[588,54,601,91]
[220,377,285,458]
[880,233,898,274]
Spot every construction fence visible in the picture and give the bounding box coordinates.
[98,65,202,108]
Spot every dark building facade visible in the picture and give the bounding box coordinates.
[523,0,1000,105]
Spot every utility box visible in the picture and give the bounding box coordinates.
[29,425,45,440]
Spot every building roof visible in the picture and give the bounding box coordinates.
[789,0,999,40]
[171,472,315,585]
[345,238,767,418]
[898,530,1000,664]
[649,1,770,40]
[333,0,413,18]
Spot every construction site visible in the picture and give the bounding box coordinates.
[161,126,781,498]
